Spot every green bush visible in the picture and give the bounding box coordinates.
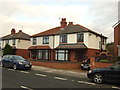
[3,44,13,55]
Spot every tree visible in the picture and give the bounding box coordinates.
[106,42,114,55]
[3,44,13,55]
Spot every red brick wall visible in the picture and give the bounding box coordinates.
[30,60,81,69]
[90,57,113,69]
[86,48,100,58]
[114,23,120,56]
[50,50,55,61]
[69,50,77,62]
[15,49,30,59]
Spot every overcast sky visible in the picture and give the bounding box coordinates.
[0,0,119,42]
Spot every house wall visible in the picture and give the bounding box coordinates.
[114,23,120,56]
[37,37,42,45]
[30,32,107,51]
[68,34,77,43]
[15,49,30,58]
[54,35,59,48]
[16,39,30,49]
[49,36,54,49]
[85,32,101,50]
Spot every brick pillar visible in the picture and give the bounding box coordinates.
[50,50,55,61]
[90,57,96,69]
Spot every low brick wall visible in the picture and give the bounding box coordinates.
[29,60,81,69]
[90,57,114,69]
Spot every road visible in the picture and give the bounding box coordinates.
[2,67,120,89]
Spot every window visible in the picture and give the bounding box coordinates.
[77,33,84,42]
[110,63,120,70]
[60,35,67,43]
[5,40,9,45]
[13,39,16,45]
[55,50,68,61]
[102,38,105,45]
[33,37,37,45]
[38,50,50,60]
[43,36,49,44]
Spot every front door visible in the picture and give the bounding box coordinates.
[75,50,86,62]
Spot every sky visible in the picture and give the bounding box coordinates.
[0,0,119,42]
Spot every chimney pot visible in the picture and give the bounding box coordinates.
[19,30,22,32]
[60,18,67,28]
[68,22,73,25]
[11,28,16,34]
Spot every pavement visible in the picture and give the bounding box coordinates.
[32,65,88,78]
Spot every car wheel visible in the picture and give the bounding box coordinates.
[13,64,17,70]
[93,73,104,84]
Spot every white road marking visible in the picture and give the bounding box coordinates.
[112,86,120,90]
[21,85,33,90]
[72,80,75,82]
[35,73,47,77]
[54,77,67,81]
[78,81,95,85]
[20,71,29,74]
[8,69,15,71]
[45,71,53,72]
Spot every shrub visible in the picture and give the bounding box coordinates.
[3,44,13,55]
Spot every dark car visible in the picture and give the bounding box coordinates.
[1,55,32,70]
[81,58,90,71]
[87,61,120,84]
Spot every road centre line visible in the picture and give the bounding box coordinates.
[35,73,47,77]
[21,85,33,90]
[78,81,95,85]
[54,77,67,81]
[8,69,15,71]
[45,71,53,73]
[112,86,120,90]
[20,71,29,74]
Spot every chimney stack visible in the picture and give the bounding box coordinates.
[11,28,16,34]
[68,22,73,25]
[60,18,67,28]
[19,30,22,32]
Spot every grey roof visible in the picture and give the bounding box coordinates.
[55,43,87,49]
[56,24,107,38]
[56,25,87,34]
[2,32,30,40]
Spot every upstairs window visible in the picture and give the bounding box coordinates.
[77,33,84,42]
[43,36,49,44]
[33,37,37,45]
[102,38,105,45]
[5,40,9,45]
[60,35,67,43]
[13,39,16,45]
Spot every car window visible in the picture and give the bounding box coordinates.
[13,56,25,61]
[111,63,120,70]
[3,55,9,59]
[9,56,14,60]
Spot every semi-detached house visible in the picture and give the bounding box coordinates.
[1,28,30,58]
[28,18,107,62]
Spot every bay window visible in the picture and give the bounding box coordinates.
[55,50,69,61]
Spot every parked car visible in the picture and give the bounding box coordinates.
[87,61,120,84]
[1,55,32,70]
[81,58,90,71]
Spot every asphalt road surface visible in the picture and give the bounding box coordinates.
[2,67,120,89]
